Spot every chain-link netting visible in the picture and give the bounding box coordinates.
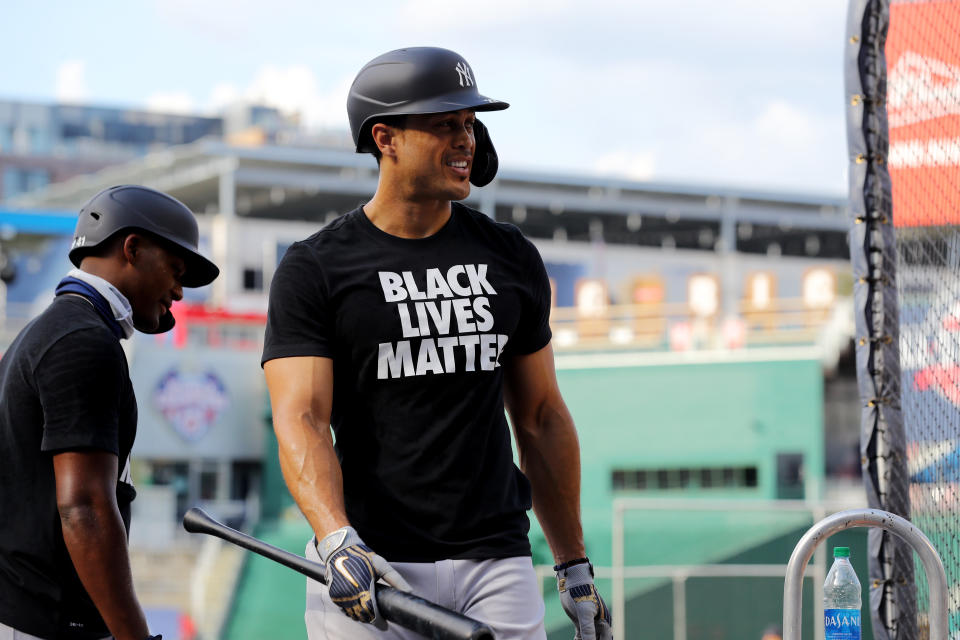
[886,1,960,637]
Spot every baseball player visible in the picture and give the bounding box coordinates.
[262,47,611,639]
[0,185,218,640]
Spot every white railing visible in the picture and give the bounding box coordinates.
[548,297,849,354]
[607,498,866,640]
[535,561,810,640]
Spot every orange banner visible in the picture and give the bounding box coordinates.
[887,2,960,227]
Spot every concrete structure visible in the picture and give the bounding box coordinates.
[0,99,301,202]
[0,100,223,201]
[7,138,850,314]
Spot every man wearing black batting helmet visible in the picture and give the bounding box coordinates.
[0,185,218,640]
[262,47,611,639]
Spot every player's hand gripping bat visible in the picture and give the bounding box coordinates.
[182,508,495,640]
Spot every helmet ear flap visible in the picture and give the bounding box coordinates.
[141,309,176,334]
[470,119,499,188]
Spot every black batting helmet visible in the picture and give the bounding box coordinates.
[347,47,508,187]
[69,185,219,288]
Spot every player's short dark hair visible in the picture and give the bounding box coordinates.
[369,115,407,164]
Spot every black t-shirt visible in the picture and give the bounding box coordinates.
[262,203,552,561]
[0,295,137,640]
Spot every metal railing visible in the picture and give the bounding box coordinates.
[547,297,851,354]
[536,562,812,640]
[783,508,949,640]
[611,498,865,640]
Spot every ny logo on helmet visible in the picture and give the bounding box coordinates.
[455,62,474,87]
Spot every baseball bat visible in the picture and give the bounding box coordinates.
[182,508,495,640]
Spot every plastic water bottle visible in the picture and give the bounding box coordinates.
[823,546,862,640]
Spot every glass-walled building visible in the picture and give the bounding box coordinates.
[0,99,300,201]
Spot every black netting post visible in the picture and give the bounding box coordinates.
[845,1,917,638]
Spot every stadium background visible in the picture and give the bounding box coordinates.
[2,1,958,637]
[0,105,866,639]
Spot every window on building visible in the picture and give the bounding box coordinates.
[148,460,191,518]
[276,242,292,267]
[776,453,804,500]
[199,467,218,500]
[28,127,50,154]
[2,167,50,199]
[2,167,20,198]
[231,461,262,501]
[25,168,49,192]
[242,267,263,291]
[612,465,759,491]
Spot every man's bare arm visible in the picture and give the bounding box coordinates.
[503,343,586,563]
[53,451,149,640]
[264,356,349,537]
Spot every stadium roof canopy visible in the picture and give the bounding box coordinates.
[8,139,849,237]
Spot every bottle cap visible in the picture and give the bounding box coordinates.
[833,546,850,558]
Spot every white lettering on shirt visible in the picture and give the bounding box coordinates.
[376,264,509,379]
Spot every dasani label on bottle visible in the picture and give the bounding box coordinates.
[824,608,860,639]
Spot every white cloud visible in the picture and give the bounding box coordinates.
[244,65,322,122]
[207,83,241,112]
[56,60,88,103]
[394,0,576,29]
[755,101,822,150]
[593,151,658,181]
[146,0,840,49]
[653,99,847,193]
[145,91,196,114]
[386,0,844,59]
[151,0,262,41]
[202,65,351,130]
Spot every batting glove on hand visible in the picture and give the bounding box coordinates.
[556,559,612,640]
[317,526,412,629]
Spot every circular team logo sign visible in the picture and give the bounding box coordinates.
[154,368,229,442]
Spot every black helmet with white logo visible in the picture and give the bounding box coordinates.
[69,185,219,288]
[347,47,508,187]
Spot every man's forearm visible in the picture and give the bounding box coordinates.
[275,414,350,538]
[60,502,149,640]
[517,405,586,563]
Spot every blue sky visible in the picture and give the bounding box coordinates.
[2,0,849,196]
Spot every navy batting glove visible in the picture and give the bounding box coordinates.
[317,526,412,629]
[556,559,612,640]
